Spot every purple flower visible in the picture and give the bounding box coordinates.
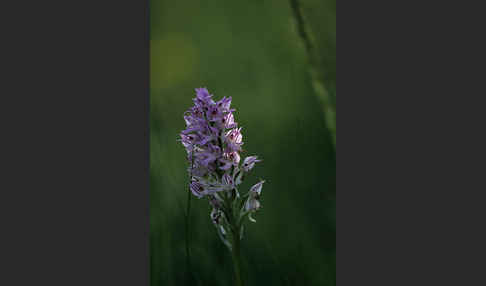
[195,87,211,98]
[194,87,214,107]
[222,173,235,189]
[245,180,265,222]
[249,180,264,196]
[181,88,243,195]
[197,179,225,195]
[207,105,223,122]
[180,134,193,149]
[224,127,243,152]
[245,199,261,215]
[180,87,265,244]
[190,181,205,198]
[226,127,243,144]
[218,151,240,170]
[195,143,220,168]
[190,162,208,177]
[222,112,237,129]
[216,96,232,112]
[242,156,261,172]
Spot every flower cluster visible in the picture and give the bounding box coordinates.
[180,87,265,248]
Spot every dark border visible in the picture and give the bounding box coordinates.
[2,0,150,284]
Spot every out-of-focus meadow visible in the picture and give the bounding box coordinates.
[150,0,335,285]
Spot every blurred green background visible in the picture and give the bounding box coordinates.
[150,0,335,285]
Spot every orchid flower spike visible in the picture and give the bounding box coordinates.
[180,87,266,249]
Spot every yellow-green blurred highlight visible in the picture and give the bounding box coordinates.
[150,1,335,285]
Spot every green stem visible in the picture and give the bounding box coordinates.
[185,151,194,282]
[185,183,192,275]
[226,193,244,286]
[231,226,244,286]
